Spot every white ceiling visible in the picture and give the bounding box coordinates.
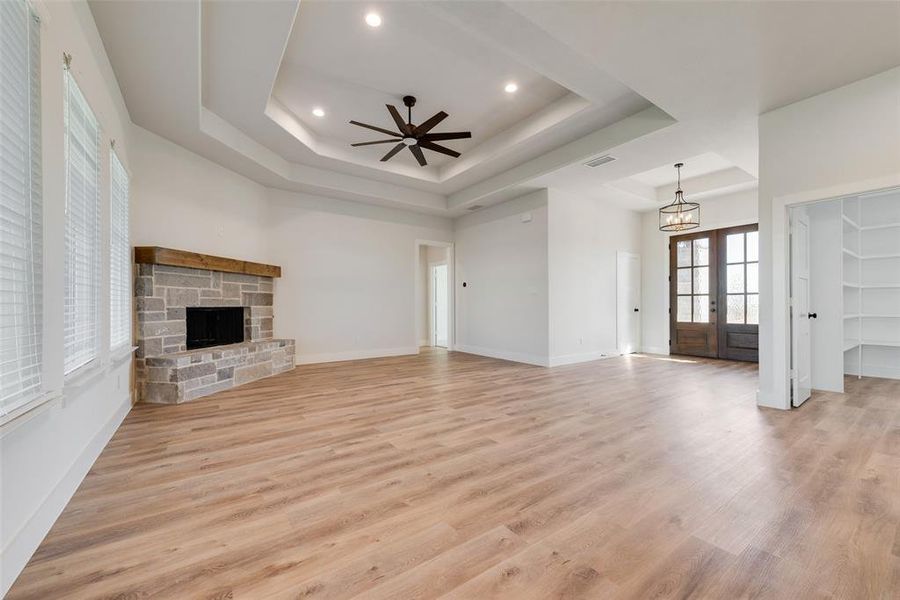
[630,153,734,189]
[275,1,570,168]
[89,0,900,216]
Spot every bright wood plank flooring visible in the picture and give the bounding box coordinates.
[8,349,900,599]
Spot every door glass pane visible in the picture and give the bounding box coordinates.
[693,238,709,266]
[747,294,759,324]
[746,263,758,293]
[677,296,692,322]
[693,267,709,294]
[693,295,709,323]
[677,268,692,294]
[727,294,745,323]
[676,240,691,267]
[726,233,744,263]
[746,231,758,262]
[727,264,744,293]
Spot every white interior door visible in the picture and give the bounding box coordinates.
[791,208,812,407]
[432,264,448,347]
[616,252,641,354]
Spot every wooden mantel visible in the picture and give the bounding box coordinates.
[134,246,282,278]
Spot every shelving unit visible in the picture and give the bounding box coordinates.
[842,189,900,380]
[841,197,862,377]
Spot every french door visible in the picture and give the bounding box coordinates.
[669,224,759,361]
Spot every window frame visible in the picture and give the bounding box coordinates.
[0,0,44,421]
[109,148,131,352]
[63,66,102,377]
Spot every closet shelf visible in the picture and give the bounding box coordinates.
[860,253,900,260]
[842,214,860,229]
[860,222,900,231]
[842,282,861,288]
[842,248,861,259]
[860,283,900,289]
[843,314,860,319]
[861,340,900,348]
[843,340,859,352]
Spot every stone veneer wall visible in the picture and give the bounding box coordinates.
[135,263,294,403]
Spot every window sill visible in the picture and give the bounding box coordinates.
[109,345,138,367]
[0,390,63,436]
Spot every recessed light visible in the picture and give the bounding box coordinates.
[312,107,325,118]
[504,82,518,94]
[365,12,382,27]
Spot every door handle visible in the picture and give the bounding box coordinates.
[633,308,639,312]
[807,312,817,319]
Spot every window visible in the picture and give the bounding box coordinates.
[725,230,759,324]
[674,236,711,323]
[109,150,130,350]
[64,67,101,375]
[1,0,42,416]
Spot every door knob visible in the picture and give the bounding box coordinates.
[807,312,817,319]
[633,308,639,312]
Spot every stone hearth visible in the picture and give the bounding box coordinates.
[134,249,294,403]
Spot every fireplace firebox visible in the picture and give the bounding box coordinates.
[186,307,245,350]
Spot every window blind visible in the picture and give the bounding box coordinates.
[109,150,130,350]
[1,0,43,415]
[64,68,101,375]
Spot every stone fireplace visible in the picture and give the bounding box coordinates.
[134,247,295,404]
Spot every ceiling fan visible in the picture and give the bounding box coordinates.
[349,95,471,166]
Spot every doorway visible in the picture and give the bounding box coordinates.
[616,252,641,354]
[668,224,759,361]
[416,241,453,351]
[430,264,448,347]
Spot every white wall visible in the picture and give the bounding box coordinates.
[129,123,454,364]
[130,126,269,263]
[758,66,900,409]
[455,190,550,365]
[267,191,452,363]
[548,189,641,365]
[640,188,758,355]
[1,2,135,594]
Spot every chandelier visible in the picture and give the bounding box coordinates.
[659,162,699,232]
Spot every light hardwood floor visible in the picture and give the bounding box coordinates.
[8,349,900,599]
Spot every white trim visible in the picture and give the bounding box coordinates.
[548,350,617,367]
[641,346,671,356]
[417,339,429,348]
[0,391,61,432]
[454,344,549,367]
[0,393,131,596]
[295,346,418,365]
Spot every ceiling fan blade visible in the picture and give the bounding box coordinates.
[351,139,402,147]
[418,140,460,158]
[415,111,448,135]
[419,131,472,142]
[349,120,401,138]
[409,144,427,166]
[381,142,406,162]
[386,105,409,135]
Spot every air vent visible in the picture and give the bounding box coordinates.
[467,204,484,211]
[584,155,616,168]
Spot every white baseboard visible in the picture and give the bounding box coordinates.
[853,364,900,380]
[756,388,789,410]
[641,346,670,355]
[453,344,549,367]
[1,393,132,596]
[295,346,419,365]
[548,350,618,367]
